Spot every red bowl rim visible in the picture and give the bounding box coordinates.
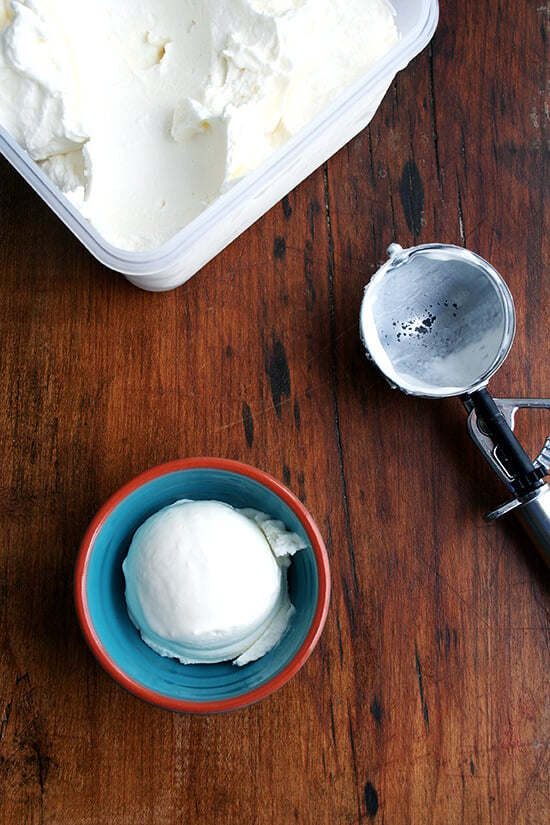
[74,456,331,713]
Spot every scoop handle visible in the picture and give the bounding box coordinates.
[516,486,550,567]
[467,392,550,569]
[469,388,546,495]
[489,485,550,569]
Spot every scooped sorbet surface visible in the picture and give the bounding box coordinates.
[0,0,398,250]
[122,499,306,666]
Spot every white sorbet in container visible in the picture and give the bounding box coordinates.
[122,499,306,666]
[0,0,439,289]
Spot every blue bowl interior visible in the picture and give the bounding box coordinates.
[85,468,320,705]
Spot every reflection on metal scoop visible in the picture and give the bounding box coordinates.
[360,242,550,568]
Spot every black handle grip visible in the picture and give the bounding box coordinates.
[470,388,545,495]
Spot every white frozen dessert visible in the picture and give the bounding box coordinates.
[122,499,306,666]
[0,0,398,250]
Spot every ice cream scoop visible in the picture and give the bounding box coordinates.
[122,499,305,665]
[360,242,550,568]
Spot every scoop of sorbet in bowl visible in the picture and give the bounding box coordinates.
[122,499,305,666]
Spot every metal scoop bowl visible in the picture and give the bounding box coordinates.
[360,243,550,567]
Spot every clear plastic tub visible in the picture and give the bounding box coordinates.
[0,1,439,292]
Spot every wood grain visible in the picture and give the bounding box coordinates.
[1,1,549,822]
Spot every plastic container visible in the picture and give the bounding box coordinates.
[0,1,439,291]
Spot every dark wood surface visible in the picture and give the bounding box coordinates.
[1,1,549,822]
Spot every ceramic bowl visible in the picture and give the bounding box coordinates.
[74,457,330,713]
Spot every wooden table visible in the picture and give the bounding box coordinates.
[1,1,549,822]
